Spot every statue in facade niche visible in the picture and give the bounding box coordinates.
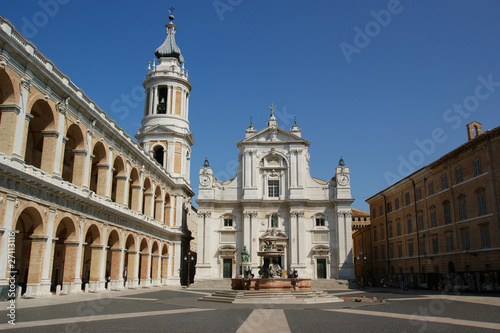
[271,214,278,228]
[241,246,250,263]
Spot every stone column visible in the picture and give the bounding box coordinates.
[243,212,251,257]
[290,212,299,266]
[147,88,153,116]
[0,105,21,156]
[166,141,175,173]
[96,164,109,197]
[89,245,103,292]
[0,195,17,287]
[52,107,66,178]
[337,212,346,275]
[290,150,297,188]
[243,151,249,188]
[186,149,191,182]
[130,185,142,212]
[145,248,152,287]
[40,208,57,295]
[155,197,163,222]
[166,86,171,114]
[98,225,108,291]
[105,147,114,199]
[71,217,85,293]
[115,175,128,205]
[297,150,303,187]
[72,150,87,187]
[126,250,138,288]
[161,254,169,284]
[118,229,126,288]
[11,77,30,162]
[171,86,177,115]
[174,195,183,227]
[40,131,59,174]
[82,130,93,190]
[297,211,305,265]
[197,214,205,264]
[151,254,160,286]
[62,241,79,291]
[250,212,258,264]
[169,195,177,227]
[143,193,154,218]
[133,235,141,287]
[172,242,181,282]
[153,86,158,115]
[26,235,48,297]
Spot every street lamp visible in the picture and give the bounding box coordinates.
[183,252,194,288]
[356,251,367,288]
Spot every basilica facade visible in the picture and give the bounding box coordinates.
[0,13,194,296]
[196,112,355,280]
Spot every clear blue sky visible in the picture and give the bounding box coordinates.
[2,0,500,211]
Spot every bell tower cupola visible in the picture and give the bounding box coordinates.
[136,9,194,183]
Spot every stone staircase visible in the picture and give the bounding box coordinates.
[189,279,232,290]
[311,279,354,290]
[200,290,344,304]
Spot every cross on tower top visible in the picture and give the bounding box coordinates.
[269,103,276,117]
[169,6,175,14]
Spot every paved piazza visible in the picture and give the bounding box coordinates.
[1,286,499,332]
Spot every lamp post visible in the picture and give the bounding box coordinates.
[184,251,194,288]
[356,251,367,288]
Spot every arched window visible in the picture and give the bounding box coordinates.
[25,100,55,171]
[62,124,84,185]
[89,142,107,196]
[154,146,164,167]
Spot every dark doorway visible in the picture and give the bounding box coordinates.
[317,259,327,279]
[223,259,232,278]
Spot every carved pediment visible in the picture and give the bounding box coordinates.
[237,127,310,146]
[259,229,288,241]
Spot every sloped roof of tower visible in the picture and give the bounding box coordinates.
[155,12,184,63]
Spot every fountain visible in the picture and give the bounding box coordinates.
[231,240,311,291]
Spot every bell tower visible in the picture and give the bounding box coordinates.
[136,10,193,182]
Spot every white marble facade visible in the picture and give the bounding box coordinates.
[196,112,355,280]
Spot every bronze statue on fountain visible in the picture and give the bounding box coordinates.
[231,239,311,291]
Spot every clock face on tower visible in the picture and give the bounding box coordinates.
[200,175,211,187]
[338,174,349,186]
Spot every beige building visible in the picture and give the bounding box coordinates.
[361,122,500,291]
[351,208,370,234]
[0,13,195,296]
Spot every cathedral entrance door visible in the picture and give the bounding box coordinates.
[223,259,232,278]
[317,259,327,279]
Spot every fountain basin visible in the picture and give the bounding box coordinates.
[231,278,311,291]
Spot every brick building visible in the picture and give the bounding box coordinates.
[351,208,370,234]
[0,13,196,296]
[359,122,500,291]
